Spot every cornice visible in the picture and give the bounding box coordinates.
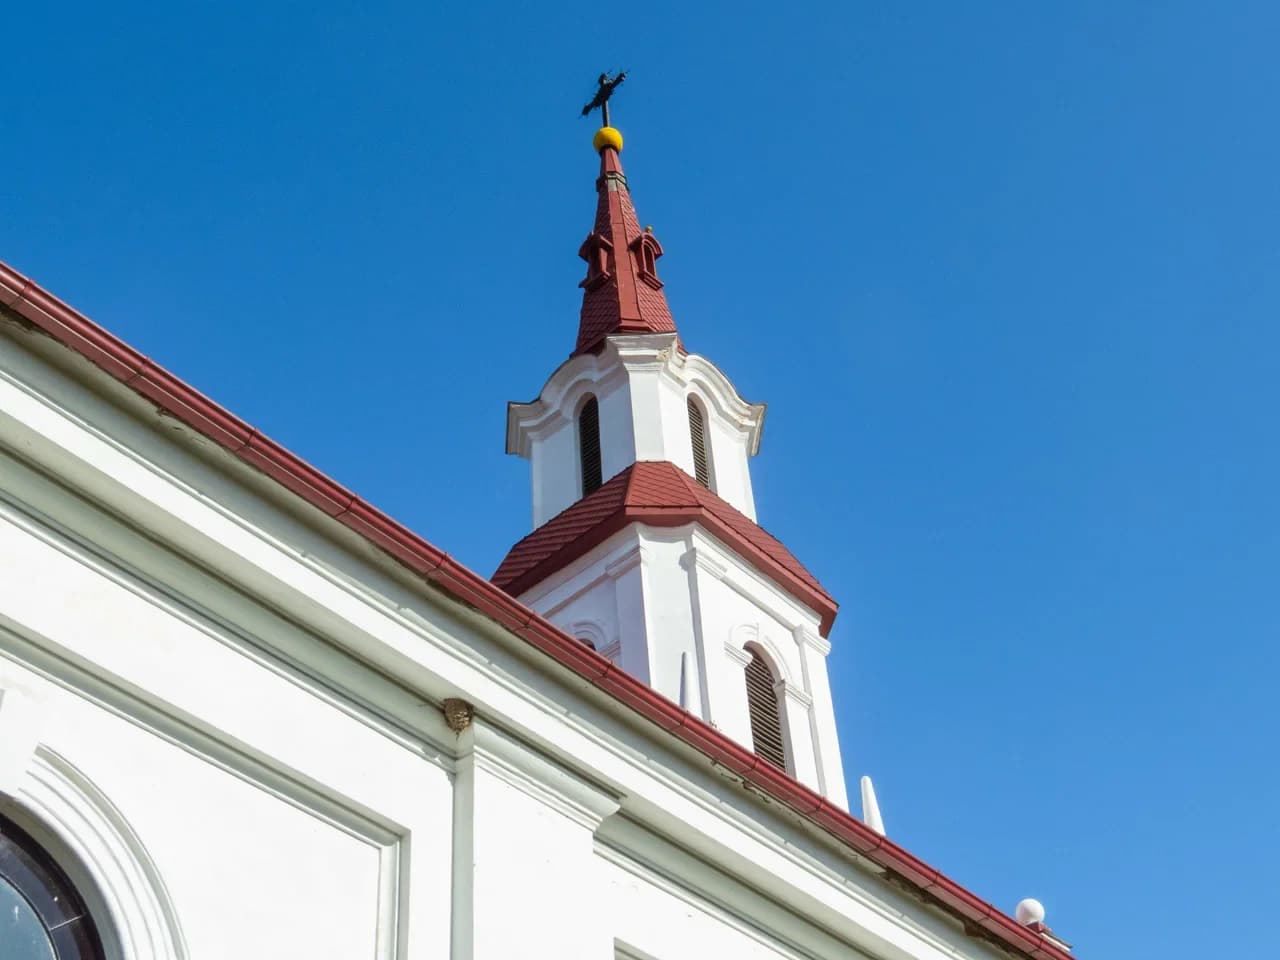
[505,351,628,458]
[793,625,833,657]
[604,542,646,579]
[778,680,815,710]
[460,721,621,830]
[678,544,729,581]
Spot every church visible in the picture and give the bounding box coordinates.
[0,108,1074,959]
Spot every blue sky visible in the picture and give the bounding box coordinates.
[4,3,1276,956]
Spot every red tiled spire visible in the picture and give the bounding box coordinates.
[574,140,678,355]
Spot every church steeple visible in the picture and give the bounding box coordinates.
[575,131,677,355]
[499,105,848,808]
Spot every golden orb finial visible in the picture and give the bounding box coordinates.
[593,126,624,153]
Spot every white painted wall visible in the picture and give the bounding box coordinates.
[0,317,1011,960]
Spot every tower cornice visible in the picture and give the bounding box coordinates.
[506,334,766,461]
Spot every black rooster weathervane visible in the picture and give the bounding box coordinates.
[581,71,627,127]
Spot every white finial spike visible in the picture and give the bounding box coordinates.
[860,775,885,836]
[678,652,694,710]
[1015,899,1046,926]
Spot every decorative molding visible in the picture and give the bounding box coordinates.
[0,622,407,848]
[792,625,832,657]
[0,685,43,794]
[505,351,628,458]
[605,543,646,579]
[567,619,609,652]
[7,747,190,960]
[596,831,837,960]
[598,640,622,663]
[0,468,460,765]
[688,530,824,639]
[777,680,814,711]
[679,545,729,581]
[723,640,752,669]
[729,624,797,685]
[521,522,649,613]
[462,722,620,831]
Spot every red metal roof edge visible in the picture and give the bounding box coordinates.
[495,465,838,636]
[0,260,1073,960]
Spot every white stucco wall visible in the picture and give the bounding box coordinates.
[0,315,1011,960]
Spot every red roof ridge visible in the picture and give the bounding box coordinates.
[574,145,678,356]
[493,460,836,635]
[0,260,1075,960]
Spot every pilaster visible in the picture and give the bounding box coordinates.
[794,626,848,809]
[451,719,620,960]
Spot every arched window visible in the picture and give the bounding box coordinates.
[578,395,603,496]
[744,647,786,770]
[0,813,106,959]
[687,396,712,488]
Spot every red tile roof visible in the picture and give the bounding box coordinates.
[493,461,838,635]
[0,261,1075,960]
[574,146,678,355]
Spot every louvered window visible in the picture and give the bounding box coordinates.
[745,648,786,770]
[687,397,711,488]
[579,395,603,496]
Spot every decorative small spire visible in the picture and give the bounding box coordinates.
[678,651,695,710]
[860,775,886,836]
[573,74,678,356]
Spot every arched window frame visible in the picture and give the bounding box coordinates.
[577,394,603,496]
[686,394,714,490]
[0,811,107,959]
[743,643,787,772]
[577,232,613,291]
[630,229,665,290]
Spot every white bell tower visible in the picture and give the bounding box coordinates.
[495,126,848,807]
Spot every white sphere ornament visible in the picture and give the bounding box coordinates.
[1015,899,1046,926]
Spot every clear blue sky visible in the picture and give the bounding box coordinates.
[5,3,1276,956]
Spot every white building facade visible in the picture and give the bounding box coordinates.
[0,127,1072,960]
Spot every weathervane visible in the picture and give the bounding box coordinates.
[581,71,627,128]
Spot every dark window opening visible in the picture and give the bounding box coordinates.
[641,244,657,276]
[579,396,603,496]
[745,648,786,770]
[687,397,711,488]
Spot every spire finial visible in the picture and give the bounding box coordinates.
[582,71,627,153]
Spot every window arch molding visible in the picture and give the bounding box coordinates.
[1,746,188,960]
[567,620,607,651]
[726,624,795,686]
[679,359,767,458]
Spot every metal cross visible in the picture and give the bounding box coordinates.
[580,71,627,127]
